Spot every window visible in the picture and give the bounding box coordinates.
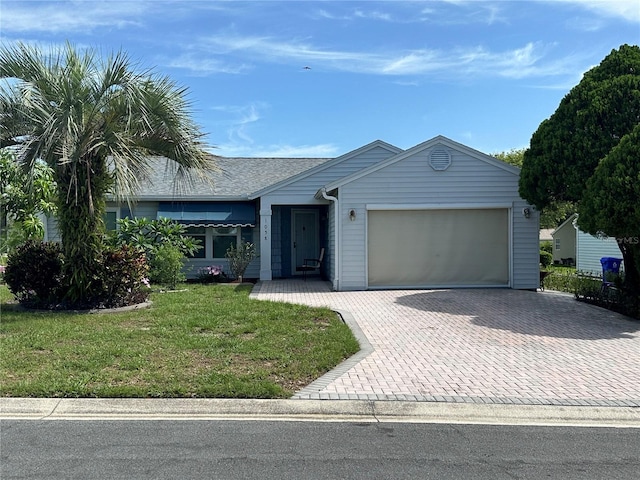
[555,238,561,251]
[186,227,207,258]
[213,227,239,258]
[104,208,119,231]
[185,226,254,259]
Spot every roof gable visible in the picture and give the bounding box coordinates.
[551,214,578,236]
[130,155,331,201]
[320,135,520,193]
[248,140,402,199]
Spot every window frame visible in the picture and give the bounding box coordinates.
[104,207,120,232]
[186,226,207,259]
[185,226,254,260]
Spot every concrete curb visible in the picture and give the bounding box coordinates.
[2,398,639,427]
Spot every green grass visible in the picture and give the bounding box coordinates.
[0,283,360,398]
[542,265,578,293]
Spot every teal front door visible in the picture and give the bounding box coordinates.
[292,209,319,276]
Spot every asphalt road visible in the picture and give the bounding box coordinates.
[2,420,638,479]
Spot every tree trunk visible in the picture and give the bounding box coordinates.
[55,156,110,307]
[618,241,640,296]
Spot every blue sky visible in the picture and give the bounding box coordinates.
[1,0,639,157]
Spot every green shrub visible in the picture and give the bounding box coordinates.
[540,250,553,267]
[574,272,639,320]
[4,241,150,309]
[4,240,65,308]
[540,240,552,254]
[109,217,200,259]
[225,241,256,282]
[148,242,185,290]
[108,217,198,288]
[99,244,150,308]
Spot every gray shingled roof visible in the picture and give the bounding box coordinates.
[133,156,332,200]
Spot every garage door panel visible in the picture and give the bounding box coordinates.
[368,209,509,287]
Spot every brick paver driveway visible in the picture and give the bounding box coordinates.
[250,280,640,407]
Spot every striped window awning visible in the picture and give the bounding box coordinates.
[157,202,256,227]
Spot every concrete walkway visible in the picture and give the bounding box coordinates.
[250,280,640,407]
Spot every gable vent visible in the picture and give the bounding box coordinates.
[429,148,451,171]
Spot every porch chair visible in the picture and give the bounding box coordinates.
[300,248,324,280]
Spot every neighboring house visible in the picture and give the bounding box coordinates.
[576,230,623,275]
[539,228,553,245]
[551,214,624,274]
[45,135,540,291]
[551,214,577,265]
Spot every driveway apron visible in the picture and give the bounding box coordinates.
[250,280,640,407]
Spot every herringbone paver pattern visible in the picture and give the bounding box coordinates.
[250,280,640,406]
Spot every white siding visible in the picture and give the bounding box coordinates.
[326,200,336,287]
[576,231,623,275]
[45,216,61,242]
[263,146,397,206]
[336,148,539,290]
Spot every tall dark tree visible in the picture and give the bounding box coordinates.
[519,44,640,292]
[520,44,640,209]
[493,148,574,229]
[578,124,640,290]
[0,42,212,305]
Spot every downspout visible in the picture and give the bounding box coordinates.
[321,188,340,291]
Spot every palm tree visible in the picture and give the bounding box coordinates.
[0,42,212,305]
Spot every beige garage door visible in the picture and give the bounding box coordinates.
[368,209,509,287]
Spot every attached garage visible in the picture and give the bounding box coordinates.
[367,208,510,287]
[316,136,540,291]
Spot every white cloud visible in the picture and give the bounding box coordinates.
[353,9,393,22]
[214,142,338,158]
[210,102,269,146]
[315,2,507,26]
[199,34,579,80]
[550,0,640,23]
[208,101,338,157]
[252,144,339,158]
[313,6,395,22]
[164,54,252,76]
[565,16,607,32]
[0,0,149,33]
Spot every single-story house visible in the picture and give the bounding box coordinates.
[551,215,578,265]
[45,135,540,290]
[551,214,624,274]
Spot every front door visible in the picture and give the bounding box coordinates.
[292,209,319,276]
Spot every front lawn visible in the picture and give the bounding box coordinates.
[0,284,360,398]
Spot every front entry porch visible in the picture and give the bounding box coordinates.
[260,205,329,281]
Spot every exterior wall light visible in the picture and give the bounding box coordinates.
[349,209,357,221]
[523,207,531,219]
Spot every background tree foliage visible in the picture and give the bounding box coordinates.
[0,149,57,251]
[0,42,212,306]
[493,148,574,229]
[519,44,640,292]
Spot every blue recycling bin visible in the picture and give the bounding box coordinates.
[600,257,622,286]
